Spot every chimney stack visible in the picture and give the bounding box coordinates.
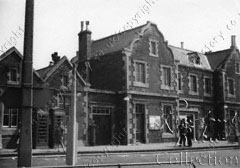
[181,42,184,49]
[51,52,60,64]
[231,35,236,49]
[81,21,84,32]
[78,21,92,82]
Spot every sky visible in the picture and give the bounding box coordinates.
[0,0,240,69]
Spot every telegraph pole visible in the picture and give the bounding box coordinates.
[66,63,78,165]
[18,0,34,167]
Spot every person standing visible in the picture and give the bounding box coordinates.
[55,121,65,152]
[178,119,187,147]
[186,122,193,147]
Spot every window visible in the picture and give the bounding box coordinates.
[149,39,158,56]
[178,73,182,91]
[3,108,19,128]
[136,62,146,83]
[136,103,145,114]
[62,75,69,86]
[189,75,197,92]
[7,68,19,84]
[133,60,148,87]
[92,106,111,115]
[163,105,173,134]
[204,77,212,95]
[188,53,200,65]
[163,67,171,86]
[235,62,240,74]
[228,78,234,95]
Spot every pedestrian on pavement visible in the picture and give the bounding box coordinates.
[14,121,21,152]
[186,122,193,147]
[197,117,206,143]
[55,121,65,152]
[178,119,187,147]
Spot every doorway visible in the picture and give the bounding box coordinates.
[135,104,145,143]
[92,106,112,145]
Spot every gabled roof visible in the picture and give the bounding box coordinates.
[0,47,23,61]
[91,23,148,56]
[37,56,87,86]
[0,47,43,81]
[72,21,152,63]
[169,45,211,70]
[206,49,232,69]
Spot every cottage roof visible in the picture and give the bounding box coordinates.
[205,49,232,69]
[37,56,87,85]
[0,47,42,80]
[169,45,212,70]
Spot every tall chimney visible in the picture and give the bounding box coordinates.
[181,42,184,49]
[231,35,236,48]
[78,21,92,82]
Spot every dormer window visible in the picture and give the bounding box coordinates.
[149,39,158,57]
[7,67,19,84]
[188,52,200,65]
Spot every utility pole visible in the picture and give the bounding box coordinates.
[18,0,34,167]
[66,63,78,165]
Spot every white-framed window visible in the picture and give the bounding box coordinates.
[163,67,171,87]
[161,65,173,90]
[235,62,240,74]
[92,106,112,115]
[149,39,158,57]
[133,60,149,88]
[204,77,212,96]
[227,78,235,96]
[7,67,20,84]
[3,108,19,128]
[189,74,198,95]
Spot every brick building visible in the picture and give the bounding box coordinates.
[1,21,240,148]
[73,21,240,145]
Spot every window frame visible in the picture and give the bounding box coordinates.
[149,39,158,57]
[227,78,235,97]
[133,60,149,88]
[7,67,20,85]
[161,65,173,90]
[188,73,199,95]
[204,76,212,96]
[162,104,174,137]
[91,106,113,116]
[235,62,240,74]
[3,108,19,128]
[178,72,183,92]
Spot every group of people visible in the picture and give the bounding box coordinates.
[177,117,193,147]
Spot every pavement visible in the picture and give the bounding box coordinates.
[0,140,239,157]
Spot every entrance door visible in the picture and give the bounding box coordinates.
[93,114,111,145]
[136,104,145,143]
[37,114,49,146]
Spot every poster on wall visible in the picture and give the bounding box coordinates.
[149,115,161,130]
